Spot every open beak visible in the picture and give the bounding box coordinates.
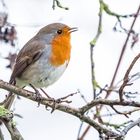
[69,27,78,33]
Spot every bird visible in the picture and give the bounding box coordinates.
[4,22,77,109]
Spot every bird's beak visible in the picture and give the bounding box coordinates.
[69,27,78,33]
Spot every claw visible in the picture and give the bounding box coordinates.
[29,84,42,106]
[35,92,42,107]
[41,88,77,113]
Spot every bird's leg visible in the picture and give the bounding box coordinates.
[40,88,78,113]
[29,84,42,106]
[40,88,52,99]
[40,88,59,113]
[40,88,77,103]
[40,88,59,103]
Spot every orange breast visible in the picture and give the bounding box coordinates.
[50,34,71,66]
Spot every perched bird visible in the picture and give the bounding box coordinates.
[5,23,77,109]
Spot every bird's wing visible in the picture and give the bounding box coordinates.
[9,40,46,84]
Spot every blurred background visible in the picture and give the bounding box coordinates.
[0,0,140,139]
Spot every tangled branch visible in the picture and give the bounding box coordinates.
[0,80,140,139]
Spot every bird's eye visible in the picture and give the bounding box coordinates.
[57,29,62,34]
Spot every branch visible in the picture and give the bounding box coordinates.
[78,2,140,139]
[2,120,24,140]
[80,99,140,114]
[119,53,140,101]
[0,105,23,140]
[0,80,120,138]
[78,1,104,138]
[108,4,140,95]
[121,117,140,136]
[90,0,103,99]
[52,0,69,10]
[111,106,140,118]
[0,127,4,140]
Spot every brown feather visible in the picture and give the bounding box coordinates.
[9,39,45,84]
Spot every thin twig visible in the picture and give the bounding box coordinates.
[78,1,103,138]
[0,80,121,138]
[121,117,140,136]
[78,2,140,139]
[52,0,68,10]
[78,125,90,140]
[1,80,140,138]
[107,4,140,97]
[111,106,140,117]
[90,0,103,99]
[119,53,140,101]
[77,121,83,140]
[111,105,129,118]
[79,99,140,114]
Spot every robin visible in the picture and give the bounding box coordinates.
[4,23,77,109]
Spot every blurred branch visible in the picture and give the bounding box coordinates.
[94,7,140,136]
[1,80,140,138]
[0,0,7,8]
[102,0,140,34]
[102,1,140,18]
[110,106,140,118]
[77,125,90,140]
[2,119,24,140]
[77,121,84,140]
[0,106,13,120]
[90,0,103,99]
[52,0,69,10]
[0,105,23,140]
[78,1,140,139]
[107,4,140,96]
[79,99,140,114]
[78,1,103,139]
[0,80,121,138]
[2,120,24,140]
[121,117,140,136]
[119,53,140,101]
[0,128,4,140]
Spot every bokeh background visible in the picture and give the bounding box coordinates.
[0,0,140,139]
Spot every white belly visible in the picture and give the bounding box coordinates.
[16,55,69,88]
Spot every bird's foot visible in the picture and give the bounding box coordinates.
[30,84,42,106]
[40,88,56,112]
[40,88,77,113]
[35,91,42,106]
